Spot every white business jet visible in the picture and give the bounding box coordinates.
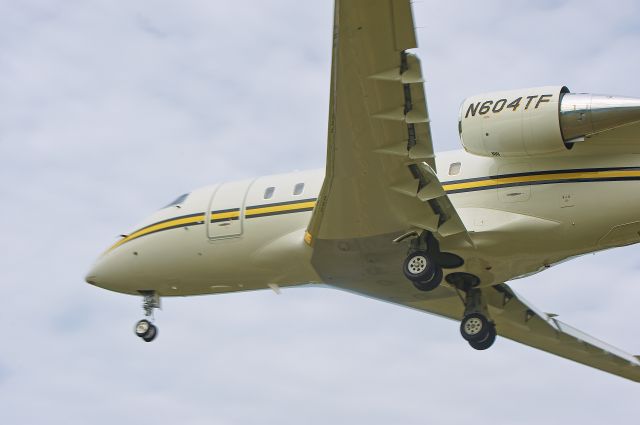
[86,0,640,382]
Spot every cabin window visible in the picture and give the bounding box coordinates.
[293,182,305,196]
[264,187,275,199]
[449,162,461,176]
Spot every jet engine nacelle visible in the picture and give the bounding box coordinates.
[459,86,569,157]
[459,86,640,157]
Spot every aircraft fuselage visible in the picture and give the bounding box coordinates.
[86,149,640,296]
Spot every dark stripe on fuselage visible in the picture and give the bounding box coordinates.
[132,212,205,234]
[246,198,318,210]
[210,216,240,223]
[108,199,318,251]
[109,167,640,250]
[441,166,640,186]
[245,206,316,219]
[442,166,640,194]
[446,176,640,194]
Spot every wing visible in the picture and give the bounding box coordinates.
[487,284,640,382]
[307,0,640,382]
[306,0,467,243]
[311,235,640,382]
[329,277,640,382]
[322,245,640,382]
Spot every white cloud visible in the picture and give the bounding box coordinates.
[1,1,639,424]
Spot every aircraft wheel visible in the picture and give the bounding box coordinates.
[135,319,158,342]
[142,324,158,342]
[460,312,491,342]
[403,251,436,282]
[135,319,152,337]
[412,265,443,292]
[468,324,496,350]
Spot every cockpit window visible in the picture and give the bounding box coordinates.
[164,193,189,208]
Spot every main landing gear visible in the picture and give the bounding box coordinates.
[459,288,496,350]
[402,233,443,292]
[134,292,160,342]
[400,231,497,349]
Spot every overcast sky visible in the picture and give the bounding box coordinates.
[1,0,639,423]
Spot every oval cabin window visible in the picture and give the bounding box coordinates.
[293,183,305,196]
[264,187,275,199]
[449,162,461,176]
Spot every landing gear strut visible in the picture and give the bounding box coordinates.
[402,232,443,292]
[134,292,160,342]
[460,288,496,350]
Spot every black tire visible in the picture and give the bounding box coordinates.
[403,251,435,282]
[135,319,152,337]
[469,324,496,350]
[412,266,443,292]
[460,313,491,342]
[142,324,158,342]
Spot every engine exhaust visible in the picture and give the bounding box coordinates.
[560,93,640,143]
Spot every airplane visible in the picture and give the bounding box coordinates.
[85,0,640,382]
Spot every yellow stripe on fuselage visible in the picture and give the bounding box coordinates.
[245,200,317,217]
[104,201,316,254]
[105,169,639,254]
[442,169,640,192]
[106,213,206,253]
[210,210,240,221]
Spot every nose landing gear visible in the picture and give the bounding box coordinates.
[135,319,158,342]
[134,292,160,342]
